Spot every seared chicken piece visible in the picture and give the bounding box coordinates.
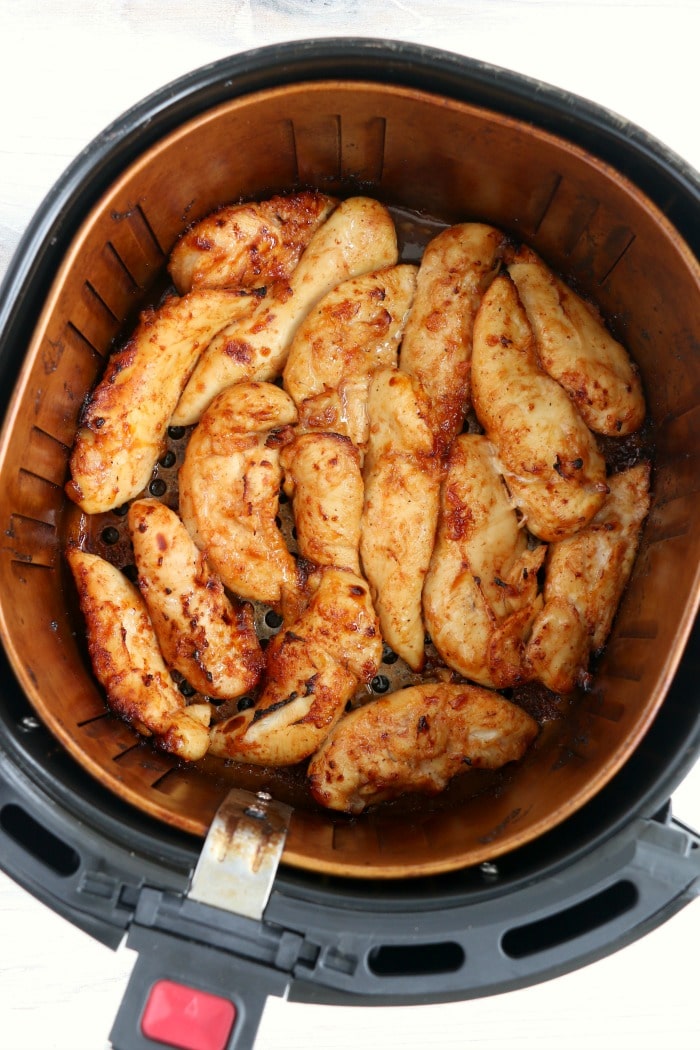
[209,567,382,766]
[179,382,298,608]
[308,682,539,812]
[423,435,545,688]
[508,246,645,436]
[400,223,505,446]
[173,197,399,425]
[66,548,211,761]
[359,368,442,671]
[66,288,255,514]
[525,462,651,692]
[471,274,608,541]
[168,191,337,294]
[128,499,263,699]
[280,432,364,574]
[284,265,417,450]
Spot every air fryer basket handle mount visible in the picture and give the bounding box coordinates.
[110,927,287,1050]
[107,813,700,1050]
[2,720,699,1050]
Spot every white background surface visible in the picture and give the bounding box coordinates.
[1,1,699,1048]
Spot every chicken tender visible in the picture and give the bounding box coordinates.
[66,288,255,514]
[359,368,442,671]
[508,247,645,436]
[173,197,399,425]
[400,223,505,446]
[472,274,607,541]
[525,462,651,692]
[423,435,545,688]
[128,499,263,699]
[280,432,364,574]
[308,682,539,812]
[66,548,211,761]
[179,382,298,607]
[284,265,417,450]
[209,567,382,766]
[168,191,337,293]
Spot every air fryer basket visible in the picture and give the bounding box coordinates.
[1,40,699,887]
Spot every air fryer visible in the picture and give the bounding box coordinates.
[0,39,698,1050]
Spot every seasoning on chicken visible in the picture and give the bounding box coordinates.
[308,682,539,812]
[168,191,337,294]
[66,288,256,514]
[525,461,651,692]
[471,273,608,542]
[507,246,645,436]
[173,197,400,425]
[400,223,505,447]
[359,367,442,671]
[178,382,298,608]
[284,264,417,452]
[423,434,545,688]
[66,548,211,761]
[209,567,382,766]
[280,432,364,574]
[128,499,264,699]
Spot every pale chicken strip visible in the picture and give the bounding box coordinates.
[280,432,364,574]
[423,435,545,688]
[508,246,645,436]
[400,223,505,446]
[209,567,382,766]
[128,499,263,699]
[66,288,256,514]
[308,682,539,813]
[66,549,211,761]
[168,191,337,293]
[284,265,417,450]
[173,197,399,425]
[179,382,298,608]
[525,462,651,692]
[471,274,608,541]
[360,368,442,671]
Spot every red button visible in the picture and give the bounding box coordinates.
[141,979,236,1050]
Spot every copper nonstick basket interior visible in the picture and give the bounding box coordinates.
[1,78,699,879]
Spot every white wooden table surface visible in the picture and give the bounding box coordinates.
[1,2,699,1048]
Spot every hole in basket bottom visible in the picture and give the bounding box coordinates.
[0,803,81,876]
[368,941,466,977]
[501,879,639,958]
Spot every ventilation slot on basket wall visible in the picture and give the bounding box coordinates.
[501,880,638,959]
[0,803,80,876]
[368,941,465,977]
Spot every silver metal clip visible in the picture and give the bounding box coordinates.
[188,788,292,920]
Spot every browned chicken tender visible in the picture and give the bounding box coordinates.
[471,274,608,542]
[66,548,211,761]
[209,567,382,766]
[168,191,337,293]
[128,499,263,699]
[308,682,539,812]
[525,462,651,692]
[284,264,417,451]
[64,194,649,814]
[423,434,545,688]
[400,223,505,446]
[173,197,400,425]
[508,246,645,436]
[360,368,442,671]
[179,382,298,608]
[280,432,364,574]
[66,288,255,514]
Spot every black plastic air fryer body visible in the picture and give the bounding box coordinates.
[0,40,699,1050]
